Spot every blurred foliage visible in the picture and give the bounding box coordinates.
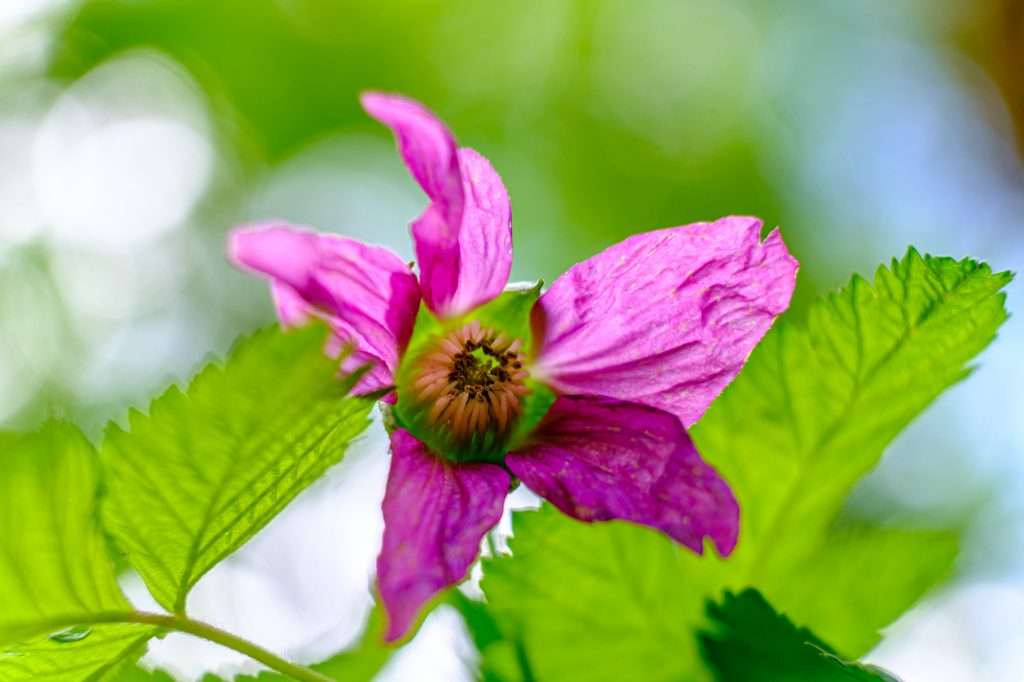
[953,0,1024,157]
[48,0,792,290]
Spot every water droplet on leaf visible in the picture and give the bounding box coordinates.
[49,625,92,643]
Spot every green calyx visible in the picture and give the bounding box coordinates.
[393,282,552,464]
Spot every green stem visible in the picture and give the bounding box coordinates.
[125,612,335,682]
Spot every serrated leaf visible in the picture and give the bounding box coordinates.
[699,589,901,682]
[101,324,375,614]
[479,251,1010,680]
[2,625,155,682]
[692,250,1008,650]
[0,422,156,681]
[701,251,1010,549]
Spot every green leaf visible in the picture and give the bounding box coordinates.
[767,524,957,655]
[692,250,1008,651]
[2,626,155,682]
[449,592,533,682]
[483,506,702,682]
[101,325,375,614]
[112,665,177,682]
[479,251,1010,680]
[700,589,901,682]
[699,250,1010,547]
[0,422,156,681]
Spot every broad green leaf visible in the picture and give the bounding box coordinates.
[0,431,18,449]
[483,506,701,682]
[0,422,156,681]
[2,626,155,682]
[449,592,533,682]
[102,325,375,613]
[480,251,1010,680]
[112,666,176,682]
[767,525,957,655]
[692,250,1008,650]
[700,589,901,682]
[698,250,1010,550]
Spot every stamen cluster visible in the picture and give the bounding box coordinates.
[407,320,529,459]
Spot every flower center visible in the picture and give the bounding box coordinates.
[404,320,529,460]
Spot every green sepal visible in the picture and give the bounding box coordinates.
[393,282,545,463]
[471,281,544,357]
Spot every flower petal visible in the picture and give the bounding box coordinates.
[531,216,798,427]
[409,204,460,317]
[360,92,463,224]
[378,429,510,641]
[362,92,512,317]
[228,222,421,394]
[505,395,738,555]
[448,147,513,314]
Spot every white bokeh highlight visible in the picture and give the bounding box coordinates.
[33,51,213,251]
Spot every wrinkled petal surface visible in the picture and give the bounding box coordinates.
[378,429,510,641]
[228,222,421,394]
[506,395,738,555]
[531,216,798,427]
[362,92,512,317]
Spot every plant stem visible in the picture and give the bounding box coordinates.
[126,612,335,682]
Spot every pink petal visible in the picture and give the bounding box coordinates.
[448,147,512,314]
[228,222,421,394]
[410,204,460,317]
[378,429,510,641]
[270,280,311,328]
[362,92,512,317]
[506,395,738,555]
[531,216,798,427]
[360,92,463,224]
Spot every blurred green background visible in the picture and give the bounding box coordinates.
[0,1,1022,680]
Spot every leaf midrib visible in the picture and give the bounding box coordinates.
[172,394,358,612]
[746,261,984,573]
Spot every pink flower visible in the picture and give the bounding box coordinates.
[228,93,798,642]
